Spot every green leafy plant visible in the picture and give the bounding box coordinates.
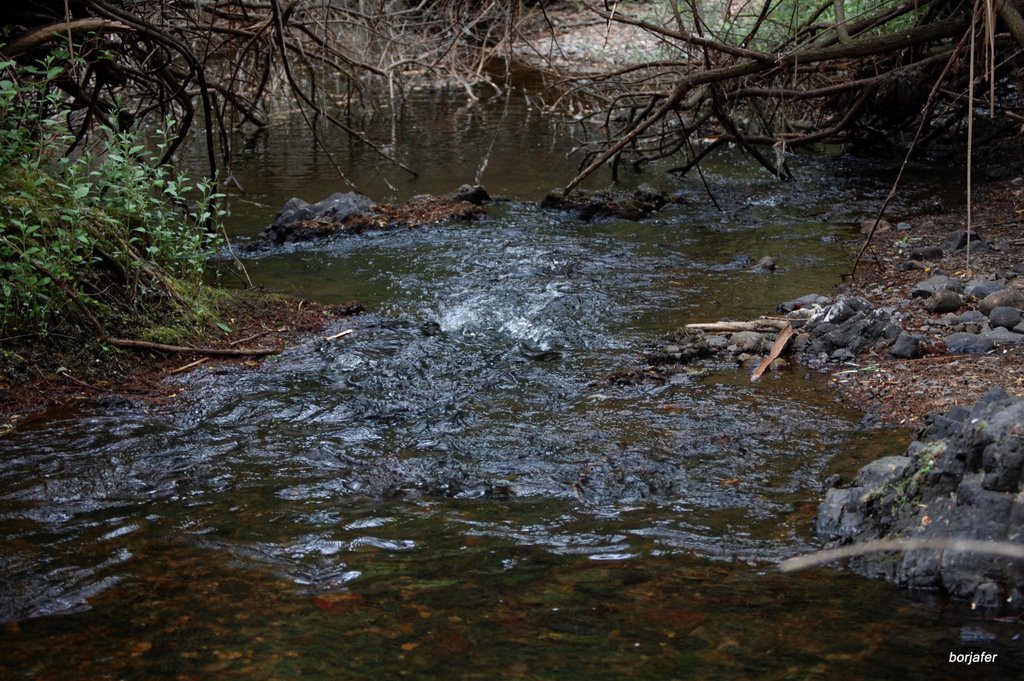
[0,49,224,338]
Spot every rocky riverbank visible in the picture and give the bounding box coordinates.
[816,388,1024,615]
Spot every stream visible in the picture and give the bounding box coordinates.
[2,90,1022,679]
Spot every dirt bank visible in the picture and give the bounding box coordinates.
[0,291,362,431]
[830,179,1024,427]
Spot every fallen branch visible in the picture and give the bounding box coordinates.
[324,329,354,341]
[169,357,210,374]
[109,338,280,357]
[779,537,1024,572]
[685,319,790,333]
[752,323,795,381]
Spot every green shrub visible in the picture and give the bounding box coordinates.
[0,50,224,337]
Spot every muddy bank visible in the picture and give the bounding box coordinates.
[0,291,363,428]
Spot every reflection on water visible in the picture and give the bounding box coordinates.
[2,92,1022,679]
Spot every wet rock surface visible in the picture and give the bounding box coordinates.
[249,188,489,249]
[540,184,676,220]
[816,388,1024,614]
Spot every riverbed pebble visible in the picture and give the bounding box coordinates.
[922,289,962,313]
[912,274,963,298]
[987,305,1022,330]
[979,287,1024,315]
[943,332,994,354]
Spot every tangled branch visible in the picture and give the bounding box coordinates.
[521,0,1024,192]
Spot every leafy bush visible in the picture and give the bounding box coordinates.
[0,50,223,337]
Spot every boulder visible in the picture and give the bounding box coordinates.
[966,280,1005,300]
[944,229,987,251]
[911,275,963,298]
[988,305,1022,330]
[815,389,1024,614]
[943,332,994,354]
[979,287,1024,315]
[907,246,943,261]
[798,296,901,363]
[452,184,491,205]
[264,192,375,244]
[777,293,830,313]
[728,331,765,353]
[982,327,1024,345]
[922,289,962,314]
[888,333,923,359]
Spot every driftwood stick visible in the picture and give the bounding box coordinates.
[685,319,790,333]
[169,357,210,374]
[324,329,354,341]
[109,338,280,357]
[751,323,795,381]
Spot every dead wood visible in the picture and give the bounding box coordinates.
[110,338,280,357]
[553,0,1017,192]
[685,319,791,333]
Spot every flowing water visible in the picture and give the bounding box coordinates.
[2,91,1022,679]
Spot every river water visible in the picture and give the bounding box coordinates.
[2,91,1021,679]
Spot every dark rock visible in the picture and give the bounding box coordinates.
[901,260,927,271]
[815,390,1024,613]
[958,310,988,324]
[644,330,714,364]
[798,296,901,364]
[981,327,1024,345]
[896,221,912,232]
[540,186,668,220]
[1012,263,1024,275]
[943,332,994,354]
[452,184,491,205]
[728,331,765,353]
[911,275,963,298]
[705,335,729,351]
[819,296,873,324]
[264,192,376,244]
[831,348,856,362]
[752,256,776,272]
[907,246,943,261]
[979,287,1024,315]
[777,293,829,313]
[944,229,987,251]
[965,280,1005,300]
[988,305,1022,330]
[922,289,962,314]
[888,333,923,359]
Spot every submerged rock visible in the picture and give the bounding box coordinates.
[540,184,670,220]
[815,389,1024,614]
